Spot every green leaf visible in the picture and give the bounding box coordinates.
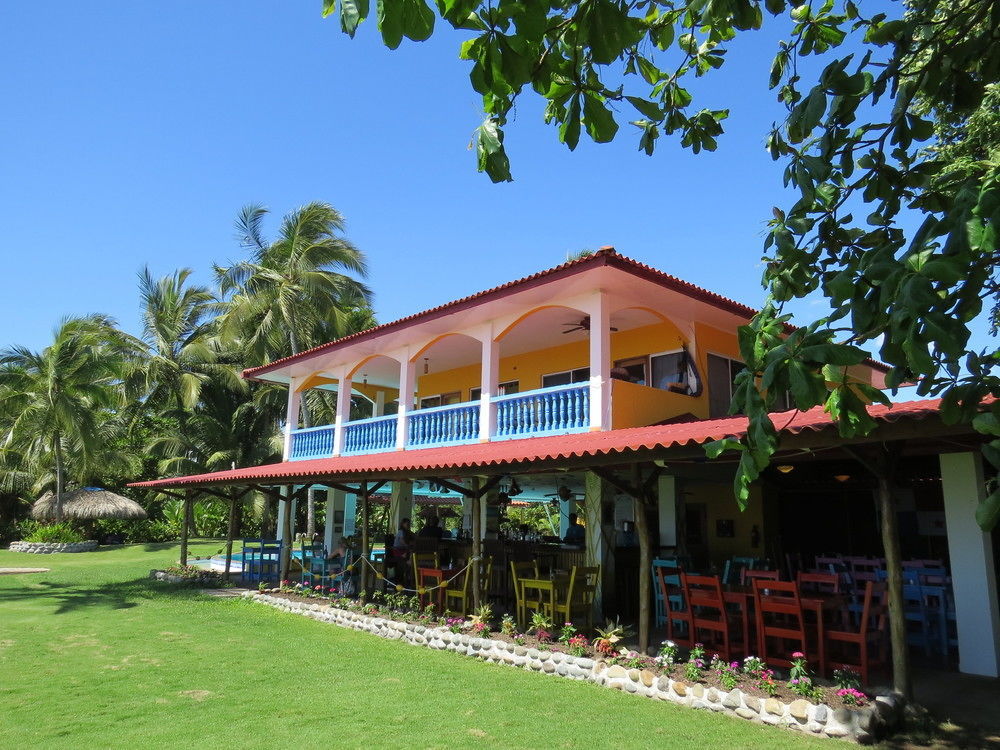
[560,94,582,150]
[975,487,1000,532]
[475,118,512,183]
[376,0,404,48]
[705,437,746,458]
[340,0,369,36]
[583,94,618,143]
[322,0,337,18]
[625,95,663,120]
[973,412,1000,437]
[401,0,435,41]
[583,0,645,64]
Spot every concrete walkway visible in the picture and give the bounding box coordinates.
[0,567,49,574]
[908,667,1000,747]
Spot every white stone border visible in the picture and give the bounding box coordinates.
[9,540,98,554]
[247,592,904,744]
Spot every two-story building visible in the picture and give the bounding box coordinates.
[134,248,1000,677]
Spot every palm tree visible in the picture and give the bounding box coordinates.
[0,316,142,521]
[215,202,373,534]
[138,266,240,410]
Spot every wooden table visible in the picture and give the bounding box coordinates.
[518,576,570,627]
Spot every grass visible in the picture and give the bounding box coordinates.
[0,542,832,749]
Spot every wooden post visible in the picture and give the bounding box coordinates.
[179,490,193,566]
[279,487,293,583]
[631,465,653,655]
[360,484,370,598]
[224,491,239,578]
[471,477,482,612]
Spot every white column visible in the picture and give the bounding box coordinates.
[374,390,386,417]
[479,335,499,442]
[940,452,1000,677]
[657,474,678,548]
[396,356,415,450]
[332,370,352,456]
[290,497,298,540]
[461,497,473,534]
[389,480,414,531]
[282,378,303,460]
[559,499,571,537]
[587,291,612,431]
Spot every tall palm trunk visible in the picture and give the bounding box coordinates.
[288,324,318,538]
[53,432,64,523]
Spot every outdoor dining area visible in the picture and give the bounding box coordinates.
[653,553,957,684]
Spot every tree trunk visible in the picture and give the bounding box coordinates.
[179,490,192,566]
[360,488,371,598]
[53,433,64,523]
[878,473,911,698]
[471,478,482,612]
[631,467,653,655]
[279,488,293,583]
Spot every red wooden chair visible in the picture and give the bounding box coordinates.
[742,568,780,586]
[796,571,840,595]
[824,581,888,684]
[655,565,693,647]
[753,578,810,670]
[681,573,744,661]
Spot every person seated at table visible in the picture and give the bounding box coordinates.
[418,514,444,541]
[324,542,347,562]
[563,513,585,545]
[391,518,414,560]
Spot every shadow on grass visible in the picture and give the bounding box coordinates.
[877,707,1000,749]
[0,575,219,615]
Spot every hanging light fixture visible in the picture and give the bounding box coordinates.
[776,465,794,474]
[362,372,368,386]
[423,357,429,374]
[507,478,523,497]
[834,474,851,483]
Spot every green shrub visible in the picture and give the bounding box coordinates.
[23,522,84,543]
[92,518,178,544]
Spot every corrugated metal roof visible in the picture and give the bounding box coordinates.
[129,398,944,490]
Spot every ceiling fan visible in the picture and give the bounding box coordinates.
[562,315,618,334]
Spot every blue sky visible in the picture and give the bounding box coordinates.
[1,4,990,372]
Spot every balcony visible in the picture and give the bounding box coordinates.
[286,382,591,460]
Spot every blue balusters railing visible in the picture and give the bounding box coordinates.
[407,401,480,448]
[288,425,335,460]
[493,383,590,438]
[342,414,398,455]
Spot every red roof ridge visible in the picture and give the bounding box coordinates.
[242,247,765,381]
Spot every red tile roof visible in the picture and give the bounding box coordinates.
[242,247,768,381]
[129,398,945,490]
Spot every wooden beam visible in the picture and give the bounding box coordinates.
[179,489,193,566]
[471,477,482,612]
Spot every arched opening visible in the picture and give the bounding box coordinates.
[410,333,482,408]
[346,354,402,418]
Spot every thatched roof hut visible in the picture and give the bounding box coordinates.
[31,488,148,520]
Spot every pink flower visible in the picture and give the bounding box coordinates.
[792,651,804,659]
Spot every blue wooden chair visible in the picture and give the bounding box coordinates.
[652,558,678,626]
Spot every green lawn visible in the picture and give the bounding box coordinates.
[0,543,827,749]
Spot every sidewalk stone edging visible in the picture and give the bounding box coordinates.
[9,540,98,554]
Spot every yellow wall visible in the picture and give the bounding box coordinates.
[685,480,766,566]
[611,379,703,428]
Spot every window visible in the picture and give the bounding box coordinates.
[470,380,519,400]
[420,391,461,409]
[542,367,590,388]
[613,356,648,385]
[707,354,746,418]
[650,351,689,391]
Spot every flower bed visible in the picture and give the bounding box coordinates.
[149,566,233,587]
[249,588,904,744]
[9,540,98,554]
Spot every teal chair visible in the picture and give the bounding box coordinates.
[300,541,328,587]
[722,556,758,585]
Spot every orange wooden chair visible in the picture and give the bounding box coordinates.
[742,568,781,586]
[682,573,744,662]
[824,581,888,684]
[797,571,840,595]
[753,578,810,671]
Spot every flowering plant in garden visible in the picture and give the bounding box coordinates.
[258,581,268,592]
[656,640,678,666]
[833,669,861,691]
[684,643,706,682]
[558,622,578,644]
[500,615,516,636]
[566,634,589,657]
[535,628,552,643]
[836,688,868,707]
[470,621,490,635]
[787,652,825,700]
[592,619,629,657]
[714,658,740,691]
[513,633,527,646]
[445,617,466,634]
